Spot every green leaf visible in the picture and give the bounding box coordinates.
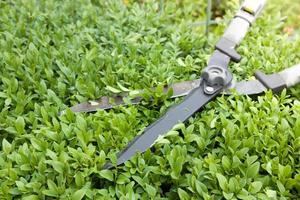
[185,124,194,134]
[276,180,286,194]
[42,190,58,197]
[249,181,263,194]
[106,85,121,93]
[155,84,164,95]
[177,58,186,67]
[178,188,189,200]
[195,179,208,196]
[132,175,145,187]
[117,82,130,92]
[99,170,114,181]
[246,155,258,166]
[22,195,39,200]
[43,180,58,197]
[266,190,277,198]
[75,173,85,187]
[228,177,239,193]
[166,130,179,137]
[0,92,7,98]
[65,108,75,121]
[72,188,87,200]
[51,161,64,174]
[223,192,234,200]
[116,174,129,184]
[265,161,272,175]
[129,90,141,97]
[216,173,228,191]
[154,134,170,144]
[246,162,260,178]
[237,188,249,199]
[222,156,231,169]
[2,139,12,154]
[30,138,43,151]
[126,188,136,200]
[15,116,25,133]
[76,115,87,131]
[173,123,185,131]
[20,164,32,171]
[145,184,156,197]
[47,180,58,191]
[167,146,187,179]
[294,118,300,138]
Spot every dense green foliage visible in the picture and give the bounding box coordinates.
[0,0,300,199]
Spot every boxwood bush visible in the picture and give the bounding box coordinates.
[0,0,299,199]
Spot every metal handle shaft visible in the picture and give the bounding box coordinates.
[279,64,300,88]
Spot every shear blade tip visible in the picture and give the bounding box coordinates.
[103,162,114,170]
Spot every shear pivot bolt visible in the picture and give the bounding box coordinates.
[202,65,227,86]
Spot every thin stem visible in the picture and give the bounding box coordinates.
[205,0,212,38]
[159,0,164,15]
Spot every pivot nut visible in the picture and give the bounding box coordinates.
[202,65,227,86]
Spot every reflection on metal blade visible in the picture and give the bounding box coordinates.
[67,79,201,113]
[68,96,141,113]
[65,78,267,114]
[228,79,267,95]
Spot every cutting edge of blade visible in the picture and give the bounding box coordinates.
[224,78,267,95]
[61,79,202,113]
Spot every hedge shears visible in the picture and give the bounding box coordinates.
[62,0,300,169]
